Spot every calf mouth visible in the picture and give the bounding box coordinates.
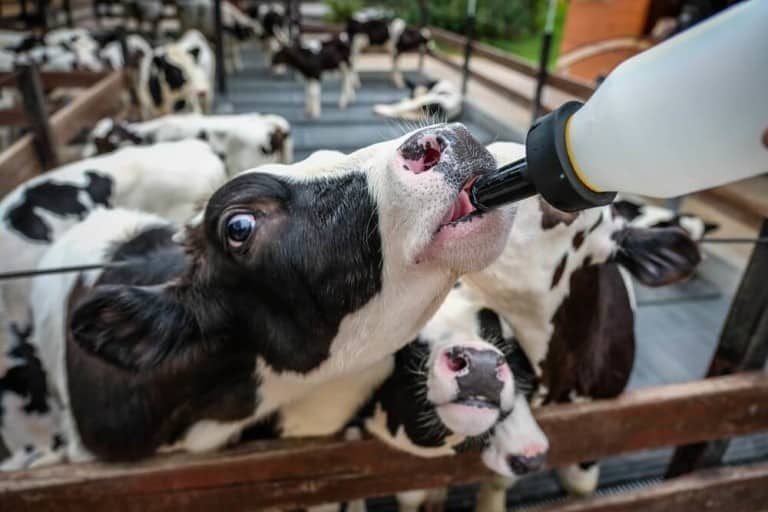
[436,176,484,232]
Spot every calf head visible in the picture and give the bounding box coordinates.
[84,118,145,157]
[68,124,515,459]
[482,394,548,476]
[405,78,440,99]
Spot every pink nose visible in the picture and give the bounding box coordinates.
[398,134,445,174]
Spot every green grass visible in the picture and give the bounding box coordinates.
[481,0,567,70]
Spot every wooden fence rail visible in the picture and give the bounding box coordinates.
[0,69,127,197]
[1,372,767,511]
[429,26,595,102]
[538,462,768,512]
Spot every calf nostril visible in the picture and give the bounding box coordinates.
[507,453,546,475]
[445,348,469,373]
[422,142,440,170]
[399,134,444,174]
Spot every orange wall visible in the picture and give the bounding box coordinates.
[561,0,651,53]
[560,0,652,82]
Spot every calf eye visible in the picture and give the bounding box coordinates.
[226,213,257,247]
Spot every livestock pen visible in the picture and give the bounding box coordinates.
[0,2,767,511]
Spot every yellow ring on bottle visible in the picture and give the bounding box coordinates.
[565,116,601,192]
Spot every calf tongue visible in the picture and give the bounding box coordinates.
[442,189,477,225]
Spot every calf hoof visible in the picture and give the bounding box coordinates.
[557,462,600,496]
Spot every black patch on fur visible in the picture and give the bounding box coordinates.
[347,18,390,46]
[148,72,163,107]
[579,460,597,470]
[173,98,187,112]
[0,325,51,422]
[539,264,635,405]
[188,46,201,63]
[572,230,586,250]
[51,433,65,451]
[551,253,568,289]
[154,55,186,90]
[477,307,503,344]
[396,27,429,54]
[6,172,113,242]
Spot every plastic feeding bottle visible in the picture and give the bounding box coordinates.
[470,0,768,213]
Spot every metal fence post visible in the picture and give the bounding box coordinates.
[665,218,768,477]
[531,0,558,123]
[213,0,227,95]
[17,63,58,169]
[461,0,477,96]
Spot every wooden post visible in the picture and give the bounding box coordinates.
[418,0,429,72]
[666,218,768,477]
[461,0,476,96]
[36,0,48,31]
[63,0,72,27]
[213,0,226,95]
[532,0,558,123]
[17,63,57,169]
[116,27,139,107]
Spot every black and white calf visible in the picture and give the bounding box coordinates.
[0,140,226,414]
[83,112,293,173]
[612,196,718,241]
[458,142,701,511]
[347,16,431,88]
[137,32,212,117]
[247,2,290,63]
[178,0,259,73]
[0,124,516,469]
[272,36,356,118]
[374,78,462,122]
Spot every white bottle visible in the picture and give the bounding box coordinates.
[568,0,768,197]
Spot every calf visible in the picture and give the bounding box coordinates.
[347,16,431,88]
[460,142,701,510]
[0,140,226,406]
[178,0,259,73]
[272,36,356,118]
[247,3,290,63]
[83,112,293,173]
[613,196,718,240]
[374,78,462,122]
[137,34,211,117]
[0,123,516,469]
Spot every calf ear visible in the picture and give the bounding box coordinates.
[613,226,701,287]
[70,285,194,372]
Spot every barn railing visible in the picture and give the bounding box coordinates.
[1,372,767,511]
[0,67,129,197]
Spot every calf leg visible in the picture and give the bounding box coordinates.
[474,475,517,512]
[557,461,600,496]
[397,489,428,512]
[392,51,404,89]
[338,63,355,109]
[305,79,322,119]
